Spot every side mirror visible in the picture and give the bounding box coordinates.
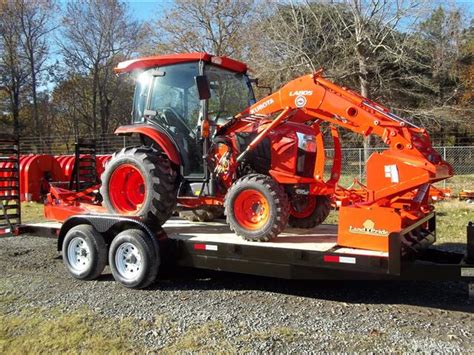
[195,75,211,100]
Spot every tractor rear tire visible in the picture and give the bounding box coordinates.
[224,174,289,242]
[288,195,331,229]
[100,146,177,226]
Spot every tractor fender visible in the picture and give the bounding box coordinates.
[57,214,165,252]
[115,124,181,166]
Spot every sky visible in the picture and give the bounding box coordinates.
[124,0,474,22]
[57,0,474,23]
[125,0,174,21]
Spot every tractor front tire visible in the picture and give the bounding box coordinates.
[100,146,177,226]
[224,174,289,242]
[288,195,331,229]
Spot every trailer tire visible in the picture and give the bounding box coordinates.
[288,195,331,229]
[109,229,159,289]
[100,146,177,226]
[225,174,289,242]
[62,224,107,280]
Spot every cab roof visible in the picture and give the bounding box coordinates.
[114,52,248,74]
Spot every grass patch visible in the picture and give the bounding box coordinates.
[21,202,45,223]
[0,295,20,306]
[166,321,236,353]
[435,199,474,244]
[438,174,474,195]
[0,302,242,353]
[0,306,147,353]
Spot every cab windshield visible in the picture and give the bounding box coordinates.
[131,61,255,176]
[132,62,201,134]
[205,65,255,121]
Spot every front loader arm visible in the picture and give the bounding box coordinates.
[234,70,453,252]
[236,70,452,203]
[241,71,436,166]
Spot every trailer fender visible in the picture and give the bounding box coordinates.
[57,215,164,255]
[114,125,181,166]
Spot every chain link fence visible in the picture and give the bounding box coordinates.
[330,146,474,182]
[19,134,140,156]
[324,146,474,182]
[18,134,474,180]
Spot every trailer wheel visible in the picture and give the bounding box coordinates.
[100,146,177,226]
[288,195,331,229]
[225,174,289,242]
[109,229,159,289]
[62,224,107,280]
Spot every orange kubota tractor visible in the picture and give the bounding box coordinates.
[96,52,452,252]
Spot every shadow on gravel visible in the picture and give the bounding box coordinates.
[433,242,470,253]
[51,237,472,312]
[150,267,473,313]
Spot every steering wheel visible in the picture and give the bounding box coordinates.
[160,108,194,136]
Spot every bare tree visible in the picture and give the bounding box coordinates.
[151,0,256,58]
[0,2,30,135]
[14,0,56,145]
[249,2,345,89]
[314,0,432,159]
[256,0,431,157]
[59,0,144,140]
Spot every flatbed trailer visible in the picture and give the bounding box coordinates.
[0,133,471,298]
[17,214,474,299]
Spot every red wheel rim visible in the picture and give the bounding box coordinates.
[108,164,146,213]
[289,195,316,218]
[233,189,270,230]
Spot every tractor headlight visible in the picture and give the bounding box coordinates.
[296,132,316,152]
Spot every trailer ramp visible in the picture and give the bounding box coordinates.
[0,135,21,236]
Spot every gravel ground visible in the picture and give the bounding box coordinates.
[1,234,473,352]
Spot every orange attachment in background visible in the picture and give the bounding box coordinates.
[55,154,111,181]
[19,155,63,202]
[0,153,112,203]
[96,155,112,177]
[55,155,76,180]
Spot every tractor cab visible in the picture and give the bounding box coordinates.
[123,54,255,177]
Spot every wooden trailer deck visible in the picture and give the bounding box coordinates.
[164,218,388,257]
[21,217,388,257]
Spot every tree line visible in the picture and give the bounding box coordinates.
[0,0,472,152]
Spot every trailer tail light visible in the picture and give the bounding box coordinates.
[0,228,11,235]
[323,255,356,264]
[194,243,218,251]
